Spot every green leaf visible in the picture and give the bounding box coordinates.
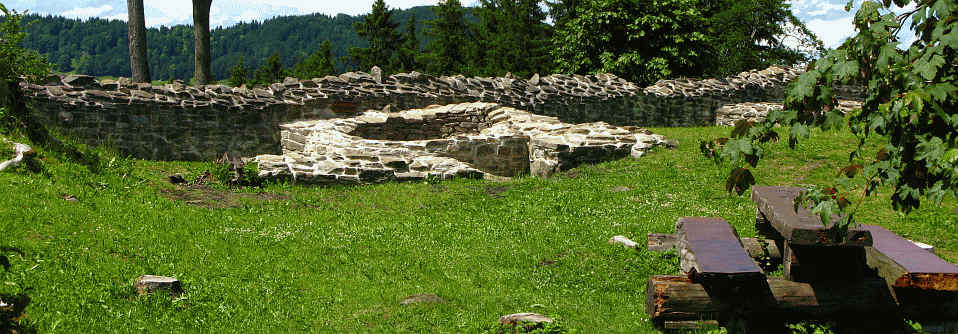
[916,137,946,165]
[927,83,957,102]
[790,123,810,139]
[730,120,755,138]
[725,167,755,195]
[823,110,845,131]
[834,59,860,81]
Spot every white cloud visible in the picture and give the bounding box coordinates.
[805,16,855,48]
[61,4,113,18]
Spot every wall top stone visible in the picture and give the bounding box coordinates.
[20,65,812,114]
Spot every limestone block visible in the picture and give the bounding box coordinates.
[134,275,182,296]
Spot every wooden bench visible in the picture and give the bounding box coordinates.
[752,186,872,282]
[861,224,958,320]
[752,186,871,246]
[674,217,764,281]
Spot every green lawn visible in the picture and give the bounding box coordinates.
[1,126,955,333]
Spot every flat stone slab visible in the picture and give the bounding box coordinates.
[752,186,871,246]
[135,275,183,296]
[499,312,553,329]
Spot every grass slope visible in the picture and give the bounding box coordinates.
[0,127,955,333]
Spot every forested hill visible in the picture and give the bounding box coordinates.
[19,6,472,81]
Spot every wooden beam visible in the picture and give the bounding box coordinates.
[648,234,782,263]
[646,275,900,324]
[674,217,764,281]
[862,224,958,291]
[751,186,871,246]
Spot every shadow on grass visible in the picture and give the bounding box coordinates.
[0,293,36,334]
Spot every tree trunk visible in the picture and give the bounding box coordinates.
[126,0,150,82]
[192,0,213,85]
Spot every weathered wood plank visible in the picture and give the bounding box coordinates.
[646,275,900,324]
[649,234,782,270]
[861,224,958,291]
[674,217,763,280]
[751,186,871,246]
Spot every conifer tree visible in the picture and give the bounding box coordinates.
[397,14,421,73]
[477,0,553,77]
[228,56,249,87]
[292,40,337,79]
[252,53,285,85]
[423,0,473,76]
[349,0,404,73]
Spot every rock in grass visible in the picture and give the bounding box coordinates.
[611,186,631,192]
[908,240,935,254]
[609,235,639,249]
[135,275,183,297]
[168,174,186,184]
[499,313,553,331]
[400,293,444,305]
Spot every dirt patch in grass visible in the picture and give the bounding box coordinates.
[160,185,288,209]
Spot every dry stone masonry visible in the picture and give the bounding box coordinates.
[254,102,666,184]
[19,66,823,161]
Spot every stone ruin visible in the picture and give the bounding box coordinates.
[16,65,865,184]
[254,102,666,184]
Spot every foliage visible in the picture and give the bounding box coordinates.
[349,0,405,74]
[291,40,337,80]
[396,14,421,73]
[708,0,824,76]
[251,53,285,86]
[227,56,249,87]
[550,0,820,85]
[423,0,476,76]
[475,0,554,78]
[703,0,957,233]
[15,7,445,80]
[0,4,50,84]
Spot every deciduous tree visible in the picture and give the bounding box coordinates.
[705,0,957,233]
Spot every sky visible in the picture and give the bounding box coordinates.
[1,0,916,49]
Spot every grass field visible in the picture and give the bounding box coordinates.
[1,126,955,333]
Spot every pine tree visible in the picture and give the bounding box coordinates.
[292,40,337,79]
[252,53,285,86]
[349,0,404,73]
[423,0,473,76]
[397,14,421,73]
[228,56,249,87]
[477,0,553,78]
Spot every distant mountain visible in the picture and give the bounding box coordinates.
[19,6,476,81]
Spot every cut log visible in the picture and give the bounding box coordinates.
[782,241,867,283]
[646,275,900,325]
[674,217,763,281]
[751,186,871,246]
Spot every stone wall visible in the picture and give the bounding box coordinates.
[254,102,666,184]
[22,66,808,161]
